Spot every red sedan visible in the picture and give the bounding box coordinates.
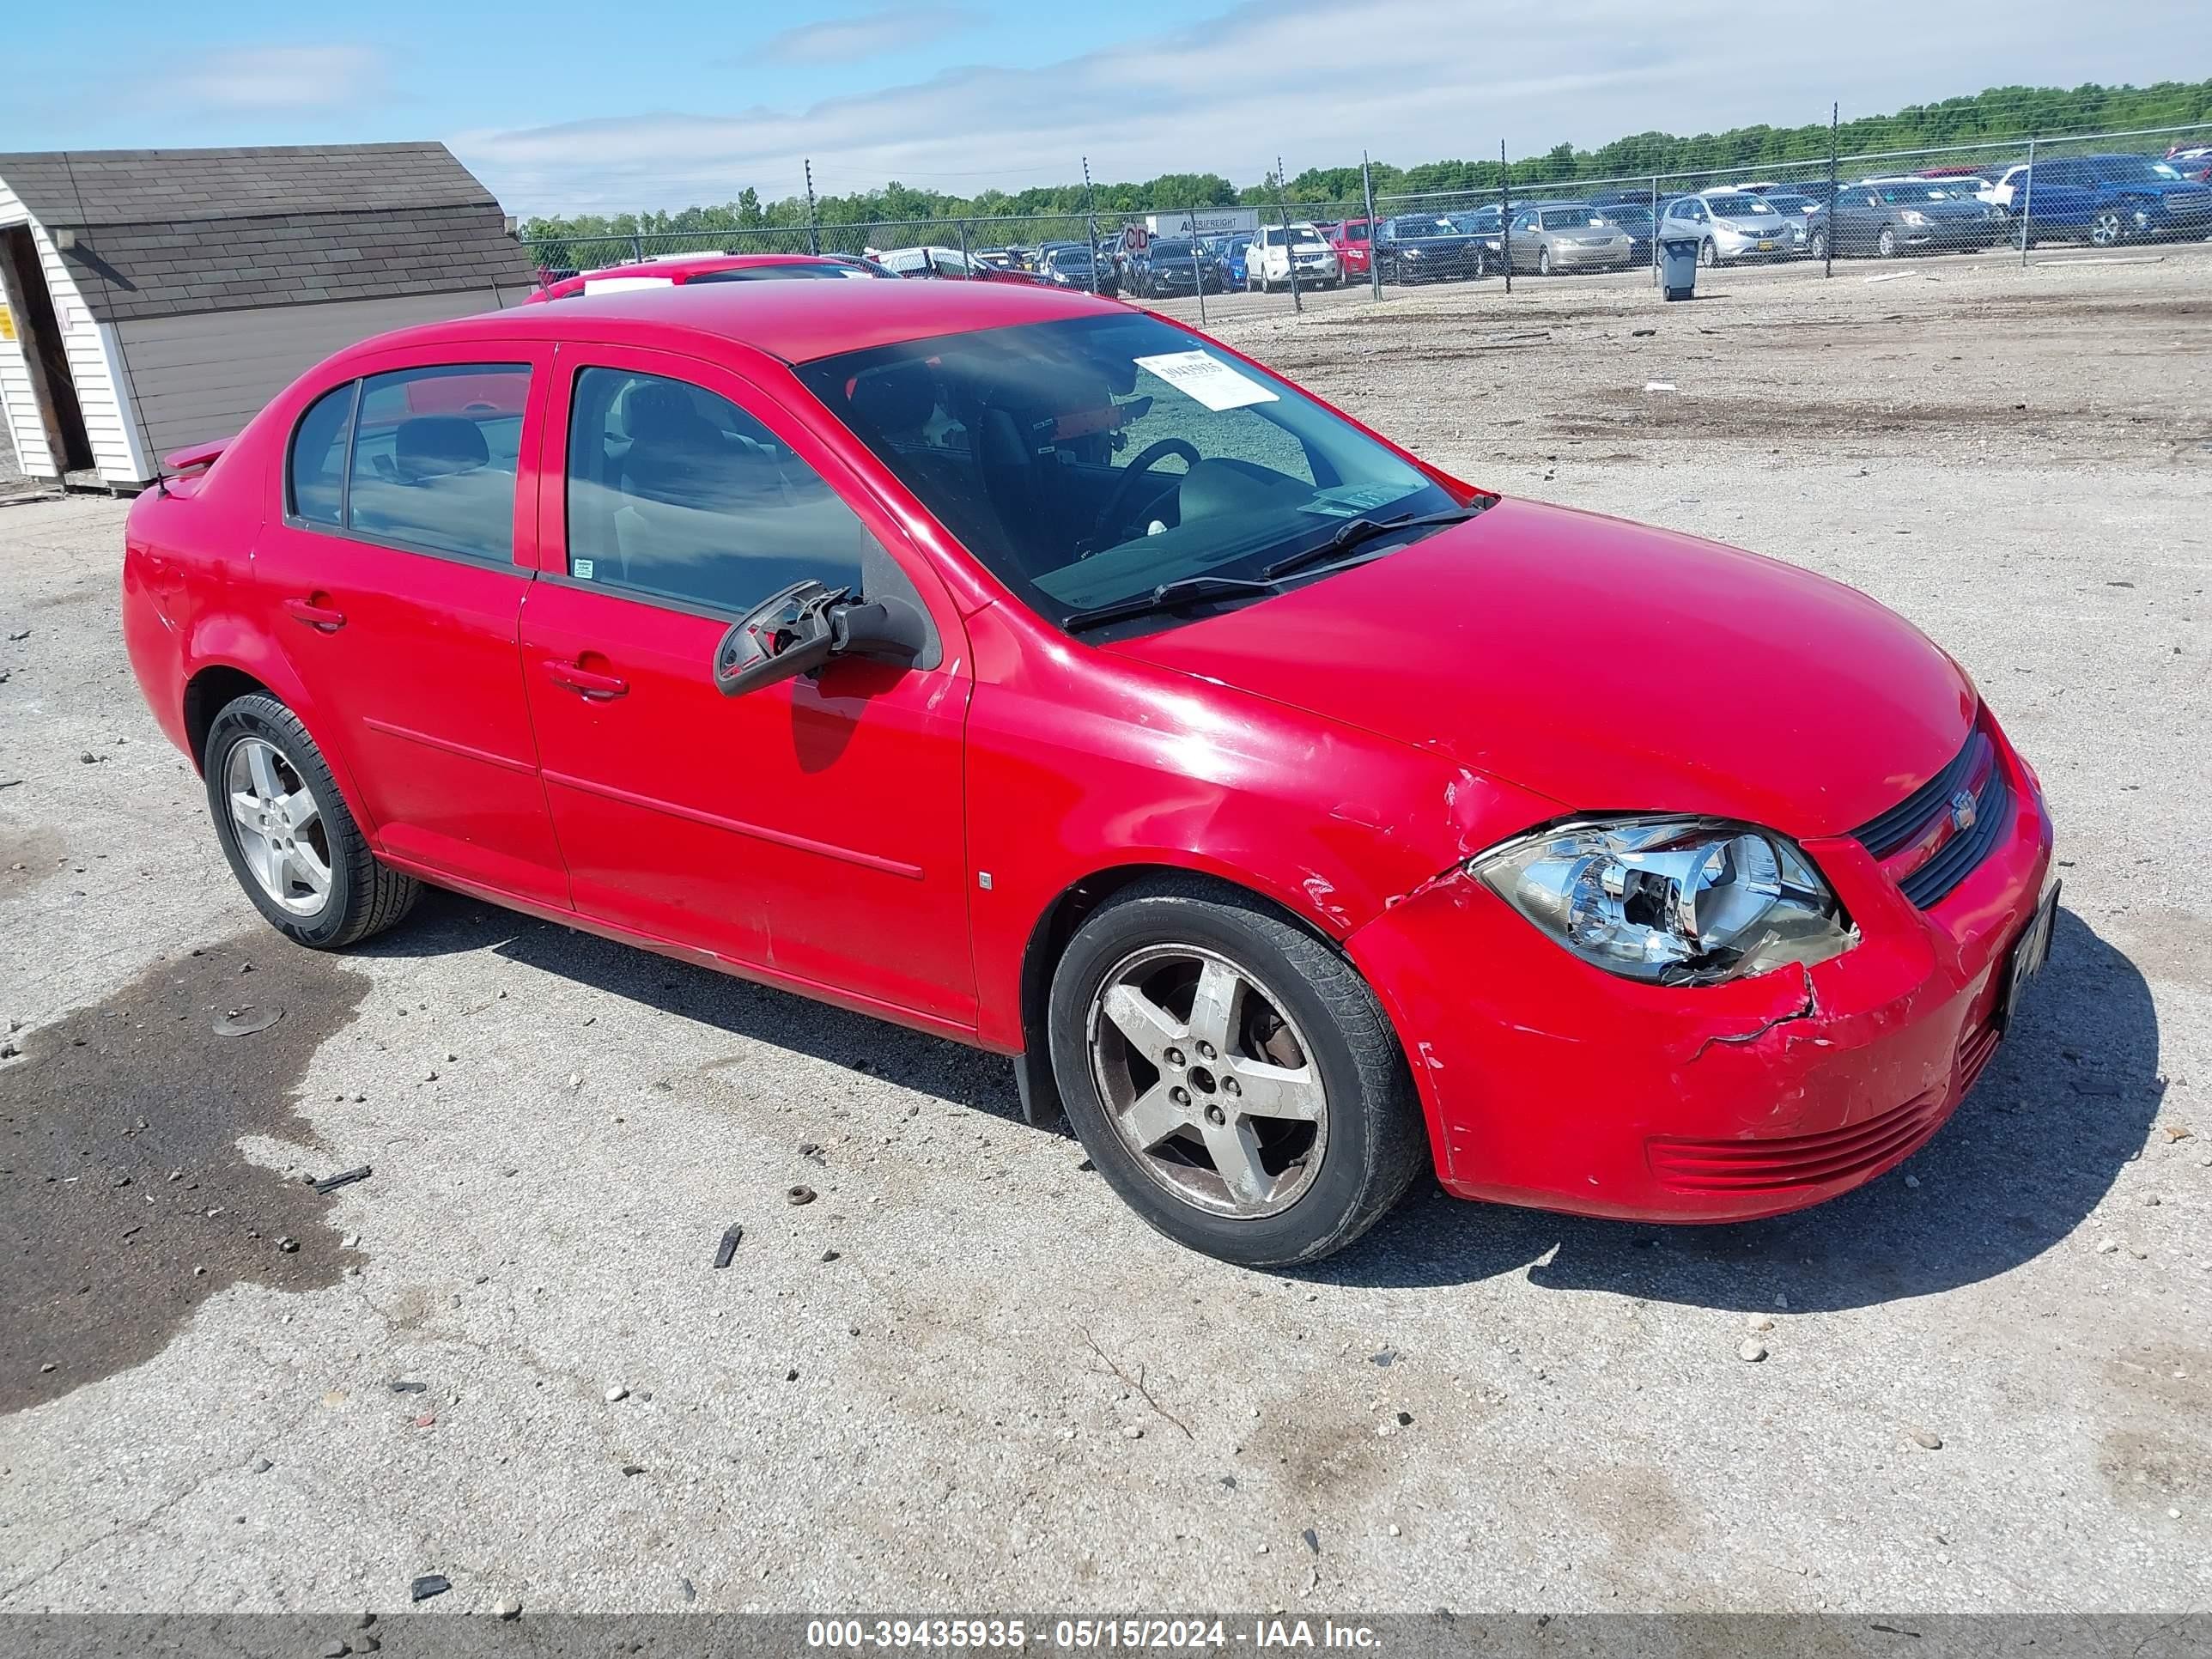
[122,282,2056,1266]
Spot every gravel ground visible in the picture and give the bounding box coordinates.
[1,248,2208,1617]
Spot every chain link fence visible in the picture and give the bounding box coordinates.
[519,118,2212,316]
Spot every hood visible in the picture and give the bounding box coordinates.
[1106,498,1976,842]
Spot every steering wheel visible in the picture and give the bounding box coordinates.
[1090,438,1201,548]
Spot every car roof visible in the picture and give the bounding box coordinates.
[529,252,840,303]
[343,277,1124,369]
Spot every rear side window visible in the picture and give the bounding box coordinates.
[288,383,357,527]
[565,367,919,629]
[344,364,531,562]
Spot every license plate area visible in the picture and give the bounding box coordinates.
[1996,879,2059,1033]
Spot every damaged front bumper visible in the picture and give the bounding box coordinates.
[1345,738,2055,1223]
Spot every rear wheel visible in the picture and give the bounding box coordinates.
[1048,875,1428,1267]
[204,694,417,949]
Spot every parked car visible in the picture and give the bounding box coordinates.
[1220,234,1256,290]
[123,279,2057,1265]
[1654,192,1798,266]
[1590,202,1655,265]
[2008,153,2212,247]
[1128,238,1223,299]
[1827,179,2006,258]
[2166,144,2212,184]
[526,252,882,303]
[1036,242,1120,296]
[876,246,1054,285]
[1758,191,1831,257]
[1248,222,1341,291]
[1372,214,1488,283]
[1505,202,1635,274]
[1446,206,1507,267]
[1326,219,1375,278]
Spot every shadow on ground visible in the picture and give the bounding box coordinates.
[368,896,2158,1316]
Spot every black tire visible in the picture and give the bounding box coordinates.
[1808,228,1828,260]
[1536,246,1552,276]
[203,693,418,949]
[1876,225,1898,258]
[1698,238,1718,269]
[1047,874,1427,1267]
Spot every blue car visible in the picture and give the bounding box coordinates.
[2012,152,2212,247]
[1222,234,1255,290]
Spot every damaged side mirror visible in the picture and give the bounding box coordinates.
[714,578,931,698]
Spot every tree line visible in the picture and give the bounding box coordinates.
[520,79,2212,246]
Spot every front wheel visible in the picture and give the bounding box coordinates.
[1698,239,1718,269]
[204,693,418,949]
[1048,877,1428,1267]
[1808,228,1828,260]
[2090,205,2130,247]
[1876,226,1898,258]
[1536,246,1552,276]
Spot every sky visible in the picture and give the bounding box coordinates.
[6,2,2209,216]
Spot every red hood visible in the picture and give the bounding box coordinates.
[1106,497,1975,842]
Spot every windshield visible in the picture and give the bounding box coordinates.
[1595,204,1652,225]
[796,313,1459,635]
[1539,208,1602,228]
[1704,195,1775,217]
[1050,248,1093,268]
[1149,240,1195,260]
[1261,226,1327,247]
[1876,182,1961,203]
[2094,155,2172,184]
[688,264,866,283]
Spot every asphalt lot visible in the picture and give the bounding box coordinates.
[1,249,2209,1616]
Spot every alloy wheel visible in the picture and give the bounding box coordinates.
[1877,227,1897,258]
[2091,209,2124,247]
[1698,240,1717,268]
[1085,943,1328,1219]
[225,736,331,915]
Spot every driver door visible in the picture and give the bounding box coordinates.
[520,345,978,1030]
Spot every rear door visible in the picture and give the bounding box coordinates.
[520,345,977,1029]
[253,349,569,905]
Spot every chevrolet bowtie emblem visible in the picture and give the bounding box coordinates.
[1948,788,1978,833]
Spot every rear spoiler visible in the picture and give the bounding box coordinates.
[154,437,233,496]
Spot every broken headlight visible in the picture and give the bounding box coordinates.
[1468,817,1856,985]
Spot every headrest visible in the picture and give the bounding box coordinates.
[393,416,489,481]
[849,363,937,434]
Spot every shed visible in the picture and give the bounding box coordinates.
[0,143,538,489]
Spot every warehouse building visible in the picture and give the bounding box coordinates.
[0,143,538,489]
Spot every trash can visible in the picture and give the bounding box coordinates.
[1660,238,1698,301]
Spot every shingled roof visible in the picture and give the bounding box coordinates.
[0,143,538,323]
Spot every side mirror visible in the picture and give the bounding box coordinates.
[714,579,929,698]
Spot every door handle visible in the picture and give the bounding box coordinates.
[542,659,630,700]
[283,596,346,631]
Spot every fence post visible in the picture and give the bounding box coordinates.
[957,219,972,277]
[1499,141,1512,295]
[1273,155,1304,313]
[804,159,821,257]
[1082,156,1101,295]
[1826,102,1838,277]
[1362,150,1382,301]
[1188,207,1208,326]
[1650,173,1658,288]
[2019,134,2037,267]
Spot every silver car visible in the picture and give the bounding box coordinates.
[1656,191,1802,266]
[1504,202,1635,275]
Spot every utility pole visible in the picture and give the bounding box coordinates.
[1499,140,1512,295]
[1082,155,1101,295]
[1273,155,1303,313]
[1825,103,1838,277]
[804,159,821,256]
[1362,149,1382,301]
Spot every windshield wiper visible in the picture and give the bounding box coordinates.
[1261,498,1497,583]
[1060,574,1280,635]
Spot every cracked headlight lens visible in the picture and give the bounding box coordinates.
[1468,817,1856,985]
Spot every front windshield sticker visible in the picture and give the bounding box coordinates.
[1297,483,1421,519]
[1133,350,1279,412]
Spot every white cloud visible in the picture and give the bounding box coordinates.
[173,46,390,112]
[455,0,2212,216]
[763,6,984,65]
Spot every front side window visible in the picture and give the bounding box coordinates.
[797,312,1461,636]
[565,367,892,619]
[308,363,530,561]
[288,382,357,527]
